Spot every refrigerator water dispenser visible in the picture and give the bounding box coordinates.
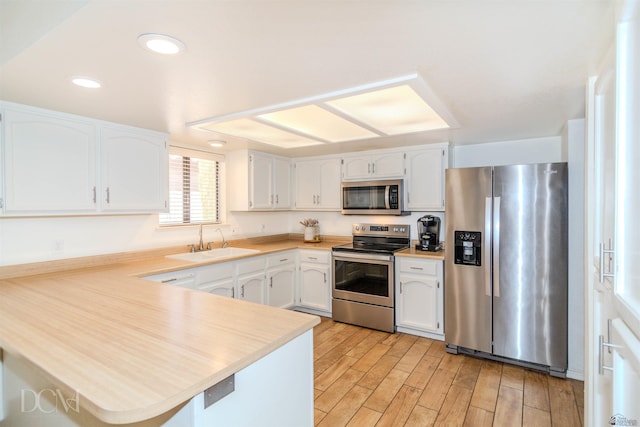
[454,231,481,266]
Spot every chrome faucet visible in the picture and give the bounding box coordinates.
[216,228,229,248]
[198,224,205,252]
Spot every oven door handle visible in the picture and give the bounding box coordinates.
[332,252,394,262]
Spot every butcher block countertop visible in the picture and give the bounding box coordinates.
[0,235,346,424]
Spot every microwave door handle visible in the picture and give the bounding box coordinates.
[385,185,390,209]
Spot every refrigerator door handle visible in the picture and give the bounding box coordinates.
[493,196,501,297]
[484,197,492,297]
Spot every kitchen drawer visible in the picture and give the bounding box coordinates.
[197,262,235,283]
[267,251,296,267]
[397,258,439,275]
[298,250,330,264]
[237,256,267,275]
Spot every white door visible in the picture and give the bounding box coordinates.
[273,157,291,209]
[249,152,273,209]
[397,274,438,332]
[237,272,265,304]
[3,109,97,213]
[406,148,445,211]
[267,265,295,308]
[370,153,404,178]
[101,126,167,212]
[201,279,235,298]
[587,1,640,425]
[318,158,342,209]
[299,263,330,312]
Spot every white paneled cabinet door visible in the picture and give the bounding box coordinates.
[237,272,266,304]
[249,152,273,209]
[101,126,167,212]
[405,148,446,211]
[267,265,296,309]
[294,157,341,210]
[201,278,235,298]
[299,263,330,312]
[342,157,371,180]
[397,274,440,333]
[273,156,291,209]
[370,153,405,179]
[3,109,97,213]
[341,152,404,180]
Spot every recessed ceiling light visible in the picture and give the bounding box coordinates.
[137,33,186,55]
[71,76,102,88]
[208,140,226,147]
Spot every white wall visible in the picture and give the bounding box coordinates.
[452,136,562,167]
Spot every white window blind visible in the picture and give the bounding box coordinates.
[159,147,223,225]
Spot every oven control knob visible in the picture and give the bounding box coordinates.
[393,227,398,232]
[355,225,360,231]
[400,227,406,232]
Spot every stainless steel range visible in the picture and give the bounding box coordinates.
[331,223,410,332]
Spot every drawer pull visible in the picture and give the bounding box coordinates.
[410,266,424,270]
[309,257,318,260]
[280,258,288,262]
[161,278,177,283]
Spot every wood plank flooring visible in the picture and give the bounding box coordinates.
[312,317,584,427]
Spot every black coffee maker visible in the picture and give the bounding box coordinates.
[416,215,441,251]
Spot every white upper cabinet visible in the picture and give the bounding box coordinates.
[405,146,448,211]
[227,150,291,211]
[0,102,168,215]
[341,151,404,180]
[294,157,341,210]
[2,108,97,214]
[101,126,168,212]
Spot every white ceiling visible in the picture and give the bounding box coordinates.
[0,0,614,157]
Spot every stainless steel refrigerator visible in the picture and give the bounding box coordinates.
[444,163,568,375]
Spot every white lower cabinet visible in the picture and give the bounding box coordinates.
[266,252,296,309]
[297,250,331,315]
[144,269,198,289]
[197,262,236,298]
[236,257,267,304]
[395,257,444,339]
[145,249,333,315]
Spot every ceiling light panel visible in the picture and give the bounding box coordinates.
[326,85,449,135]
[258,105,378,143]
[201,118,322,148]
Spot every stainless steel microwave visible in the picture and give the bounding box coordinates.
[341,179,409,215]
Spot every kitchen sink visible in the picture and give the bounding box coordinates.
[166,247,260,262]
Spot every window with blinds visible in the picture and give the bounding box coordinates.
[159,147,222,225]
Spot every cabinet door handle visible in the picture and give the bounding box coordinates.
[270,277,273,288]
[241,285,245,298]
[270,194,273,205]
[407,192,411,204]
[399,281,403,293]
[106,187,110,204]
[317,194,320,204]
[232,287,235,298]
[276,194,279,204]
[93,186,97,204]
[372,163,375,174]
[599,240,615,283]
[323,273,327,283]
[368,163,371,174]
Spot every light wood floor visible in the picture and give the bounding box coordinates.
[312,317,584,427]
